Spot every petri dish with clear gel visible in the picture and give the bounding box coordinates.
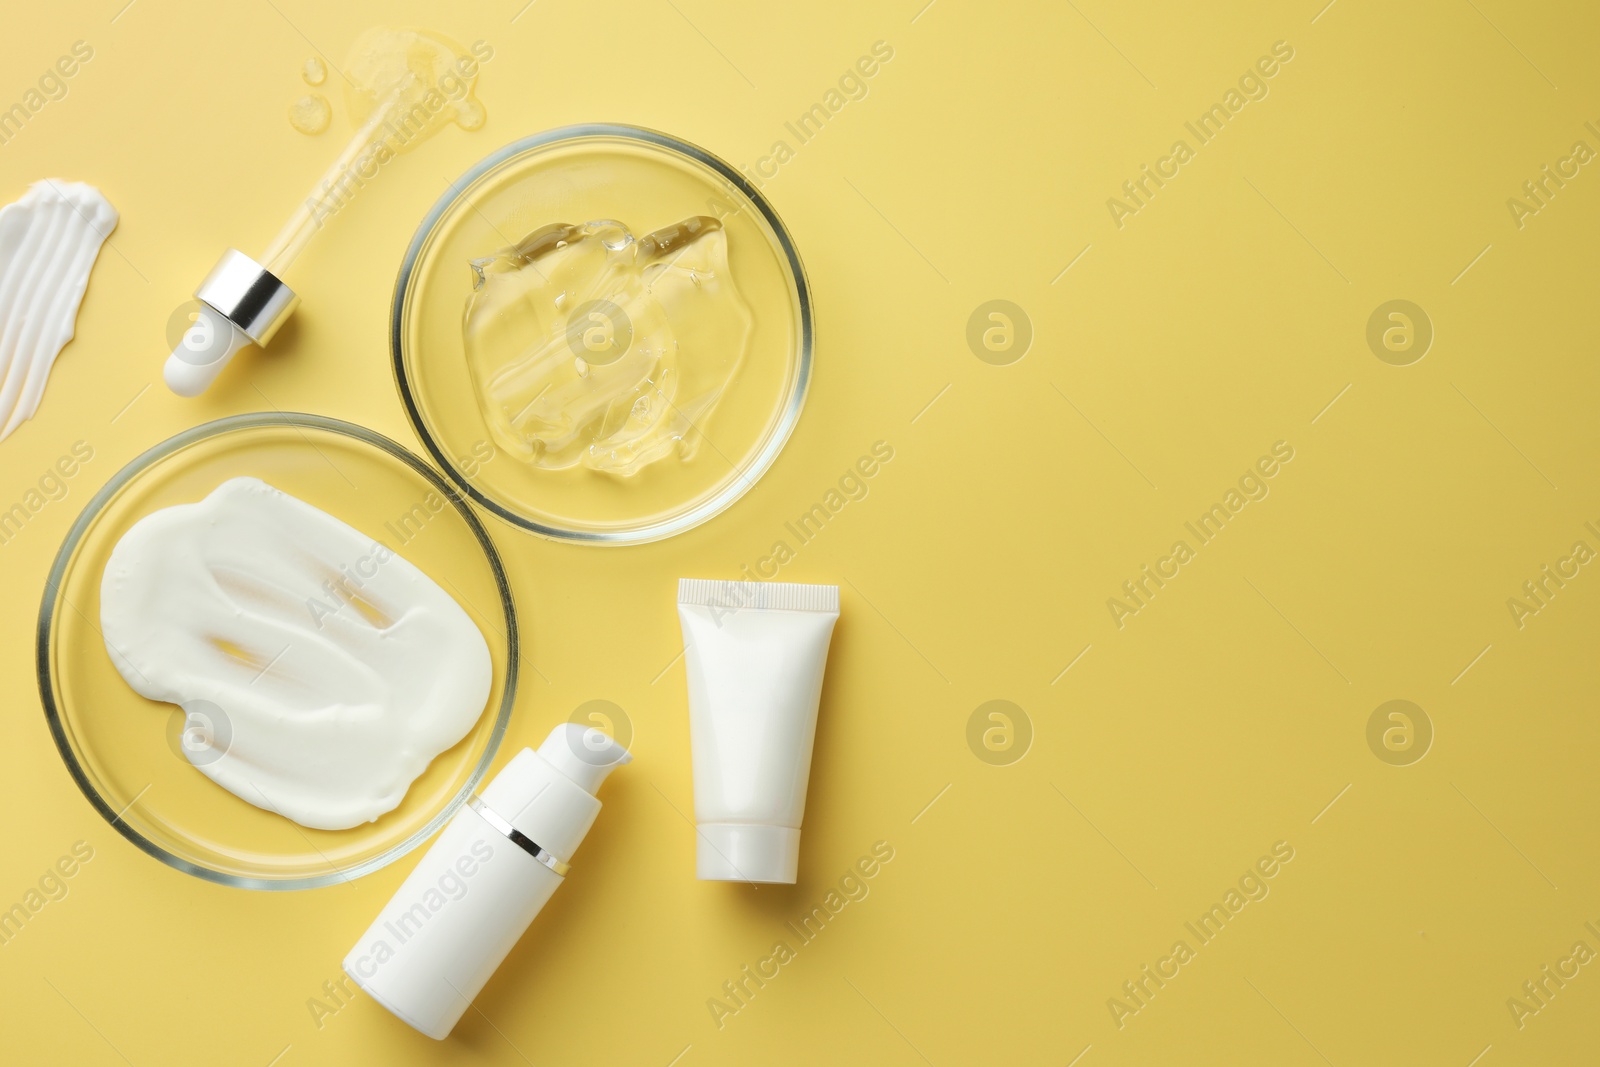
[392,125,813,544]
[37,413,517,890]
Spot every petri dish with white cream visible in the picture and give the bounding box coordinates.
[38,413,517,890]
[393,125,813,544]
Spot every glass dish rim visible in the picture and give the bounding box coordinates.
[35,411,519,892]
[390,122,815,545]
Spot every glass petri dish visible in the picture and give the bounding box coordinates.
[37,413,517,890]
[392,124,813,544]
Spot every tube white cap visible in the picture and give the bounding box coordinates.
[697,823,801,883]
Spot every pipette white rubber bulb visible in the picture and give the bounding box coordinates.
[163,304,252,397]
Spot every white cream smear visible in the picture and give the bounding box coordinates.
[0,180,117,441]
[100,477,493,830]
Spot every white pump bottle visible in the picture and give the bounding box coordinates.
[343,723,630,1039]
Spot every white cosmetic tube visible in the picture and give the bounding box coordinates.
[677,579,839,883]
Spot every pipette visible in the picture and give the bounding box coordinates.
[163,77,418,396]
[162,27,488,396]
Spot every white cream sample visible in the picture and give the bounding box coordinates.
[0,180,118,441]
[100,477,493,831]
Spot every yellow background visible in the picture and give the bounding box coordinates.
[2,0,1598,1064]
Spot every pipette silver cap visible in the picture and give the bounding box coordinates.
[165,250,298,396]
[195,249,298,346]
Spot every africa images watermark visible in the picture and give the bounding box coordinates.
[382,440,496,548]
[1505,121,1600,231]
[1105,441,1296,628]
[732,439,895,585]
[307,39,495,229]
[1504,919,1600,1031]
[343,836,498,987]
[1107,840,1296,1029]
[705,840,896,1030]
[0,439,95,548]
[0,40,94,148]
[1504,518,1599,630]
[0,841,96,949]
[1106,40,1296,229]
[304,541,396,630]
[735,41,896,190]
[304,442,496,628]
[305,971,362,1031]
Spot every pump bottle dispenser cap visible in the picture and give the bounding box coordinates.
[539,723,632,793]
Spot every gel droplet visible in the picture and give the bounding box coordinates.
[455,97,486,131]
[597,224,634,252]
[288,94,331,135]
[302,57,327,85]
